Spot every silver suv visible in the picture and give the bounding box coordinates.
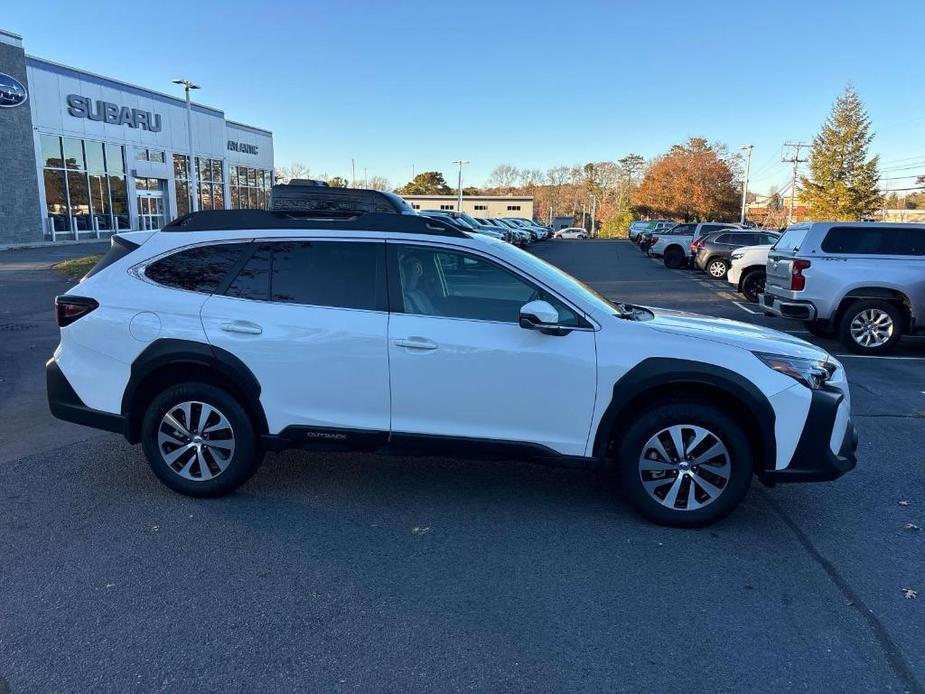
[760,222,925,354]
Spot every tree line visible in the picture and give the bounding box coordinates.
[274,86,886,234]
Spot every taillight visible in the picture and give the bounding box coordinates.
[790,259,811,291]
[55,295,99,327]
[651,235,659,243]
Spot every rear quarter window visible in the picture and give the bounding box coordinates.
[144,243,249,293]
[772,228,809,252]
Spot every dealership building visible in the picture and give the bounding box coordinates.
[0,28,274,246]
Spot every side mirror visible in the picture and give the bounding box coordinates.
[519,300,569,335]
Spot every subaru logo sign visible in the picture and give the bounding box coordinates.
[0,72,28,108]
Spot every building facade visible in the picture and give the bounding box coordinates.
[0,28,273,246]
[400,194,534,219]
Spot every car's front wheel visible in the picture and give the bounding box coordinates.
[141,382,262,497]
[740,270,765,303]
[615,400,753,527]
[839,299,904,355]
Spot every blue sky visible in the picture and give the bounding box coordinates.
[7,0,925,195]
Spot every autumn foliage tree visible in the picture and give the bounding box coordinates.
[634,138,739,221]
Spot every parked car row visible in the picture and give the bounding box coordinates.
[419,211,554,247]
[636,219,925,355]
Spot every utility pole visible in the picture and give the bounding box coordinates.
[739,145,753,224]
[172,79,200,212]
[782,142,808,224]
[364,168,368,188]
[451,160,469,214]
[351,159,356,187]
[589,194,597,237]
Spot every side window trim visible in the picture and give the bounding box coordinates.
[385,240,594,329]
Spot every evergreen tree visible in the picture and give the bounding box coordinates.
[800,86,881,220]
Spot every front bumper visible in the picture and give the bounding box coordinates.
[727,264,742,286]
[758,291,818,321]
[46,357,126,436]
[759,387,858,484]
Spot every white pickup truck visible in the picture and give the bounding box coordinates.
[650,222,745,268]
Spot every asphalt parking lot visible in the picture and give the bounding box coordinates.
[1,240,923,693]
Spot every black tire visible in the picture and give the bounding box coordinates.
[803,321,835,338]
[663,246,685,269]
[838,299,904,355]
[705,257,729,279]
[615,400,753,527]
[141,382,262,497]
[740,270,765,303]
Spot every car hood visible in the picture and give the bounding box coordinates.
[642,306,831,361]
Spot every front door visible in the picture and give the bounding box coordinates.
[200,239,391,439]
[386,242,598,457]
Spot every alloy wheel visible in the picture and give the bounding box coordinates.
[157,401,236,481]
[638,424,731,511]
[849,308,894,348]
[708,260,727,278]
[743,273,765,302]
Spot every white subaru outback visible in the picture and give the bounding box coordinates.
[47,204,857,526]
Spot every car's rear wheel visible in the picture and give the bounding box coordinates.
[839,299,903,355]
[741,270,766,303]
[141,382,262,497]
[615,400,753,527]
[663,246,685,269]
[706,257,729,279]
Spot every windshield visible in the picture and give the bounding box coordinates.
[456,212,482,228]
[773,227,809,252]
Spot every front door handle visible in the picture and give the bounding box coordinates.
[394,337,438,350]
[221,320,263,335]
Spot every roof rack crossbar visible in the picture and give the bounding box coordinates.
[161,210,469,237]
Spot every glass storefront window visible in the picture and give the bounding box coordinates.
[149,150,165,163]
[228,165,270,210]
[213,183,224,209]
[43,169,68,231]
[211,159,223,183]
[63,138,85,170]
[85,141,106,173]
[41,134,63,168]
[105,143,124,174]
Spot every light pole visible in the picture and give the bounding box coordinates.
[173,79,200,213]
[739,144,753,224]
[452,160,469,214]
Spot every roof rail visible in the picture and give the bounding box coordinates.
[160,210,470,237]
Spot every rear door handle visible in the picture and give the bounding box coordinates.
[221,320,263,335]
[394,337,438,350]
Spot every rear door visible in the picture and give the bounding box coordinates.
[200,239,391,437]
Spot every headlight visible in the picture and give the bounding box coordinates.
[753,351,834,389]
[730,250,744,260]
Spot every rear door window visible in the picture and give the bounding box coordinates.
[225,241,385,310]
[145,243,249,293]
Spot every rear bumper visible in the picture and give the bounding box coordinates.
[759,387,858,485]
[758,291,817,321]
[46,357,126,436]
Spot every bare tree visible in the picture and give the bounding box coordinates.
[487,164,520,191]
[366,175,391,191]
[274,162,311,184]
